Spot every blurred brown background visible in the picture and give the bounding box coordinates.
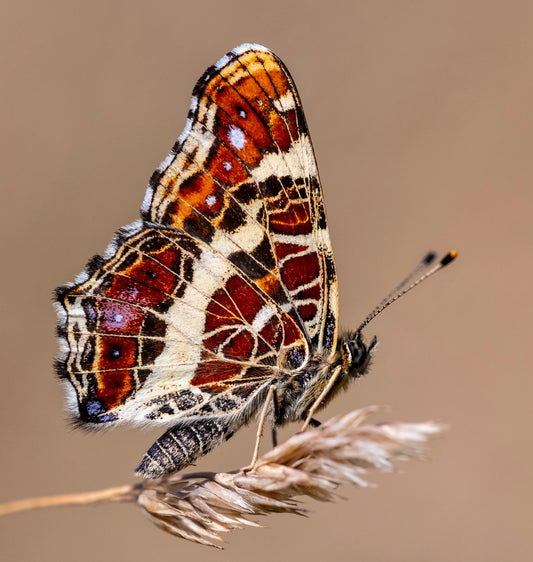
[1,1,531,560]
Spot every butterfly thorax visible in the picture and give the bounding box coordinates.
[275,332,377,424]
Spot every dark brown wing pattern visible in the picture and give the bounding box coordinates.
[55,44,339,477]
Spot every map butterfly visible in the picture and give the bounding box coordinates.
[55,44,455,478]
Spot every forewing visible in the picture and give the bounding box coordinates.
[142,44,338,360]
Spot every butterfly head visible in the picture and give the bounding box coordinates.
[340,332,378,377]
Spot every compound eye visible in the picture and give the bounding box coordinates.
[348,339,367,368]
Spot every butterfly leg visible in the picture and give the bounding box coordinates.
[135,417,234,479]
[300,365,342,431]
[243,384,277,473]
[271,384,280,447]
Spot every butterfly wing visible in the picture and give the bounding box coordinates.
[56,224,298,427]
[55,44,339,476]
[143,43,338,360]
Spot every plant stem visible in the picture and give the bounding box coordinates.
[0,484,134,517]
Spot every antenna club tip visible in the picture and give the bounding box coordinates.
[423,251,437,265]
[441,250,458,266]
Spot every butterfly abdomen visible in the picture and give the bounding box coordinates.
[135,418,234,478]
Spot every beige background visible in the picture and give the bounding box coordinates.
[1,1,531,560]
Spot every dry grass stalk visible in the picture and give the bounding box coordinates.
[135,406,445,547]
[0,406,445,548]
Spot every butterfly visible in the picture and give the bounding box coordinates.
[55,44,455,479]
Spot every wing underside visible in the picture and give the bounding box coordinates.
[55,44,338,431]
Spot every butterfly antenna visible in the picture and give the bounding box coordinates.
[374,251,437,312]
[357,250,458,333]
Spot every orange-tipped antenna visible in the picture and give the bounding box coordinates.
[357,250,458,333]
